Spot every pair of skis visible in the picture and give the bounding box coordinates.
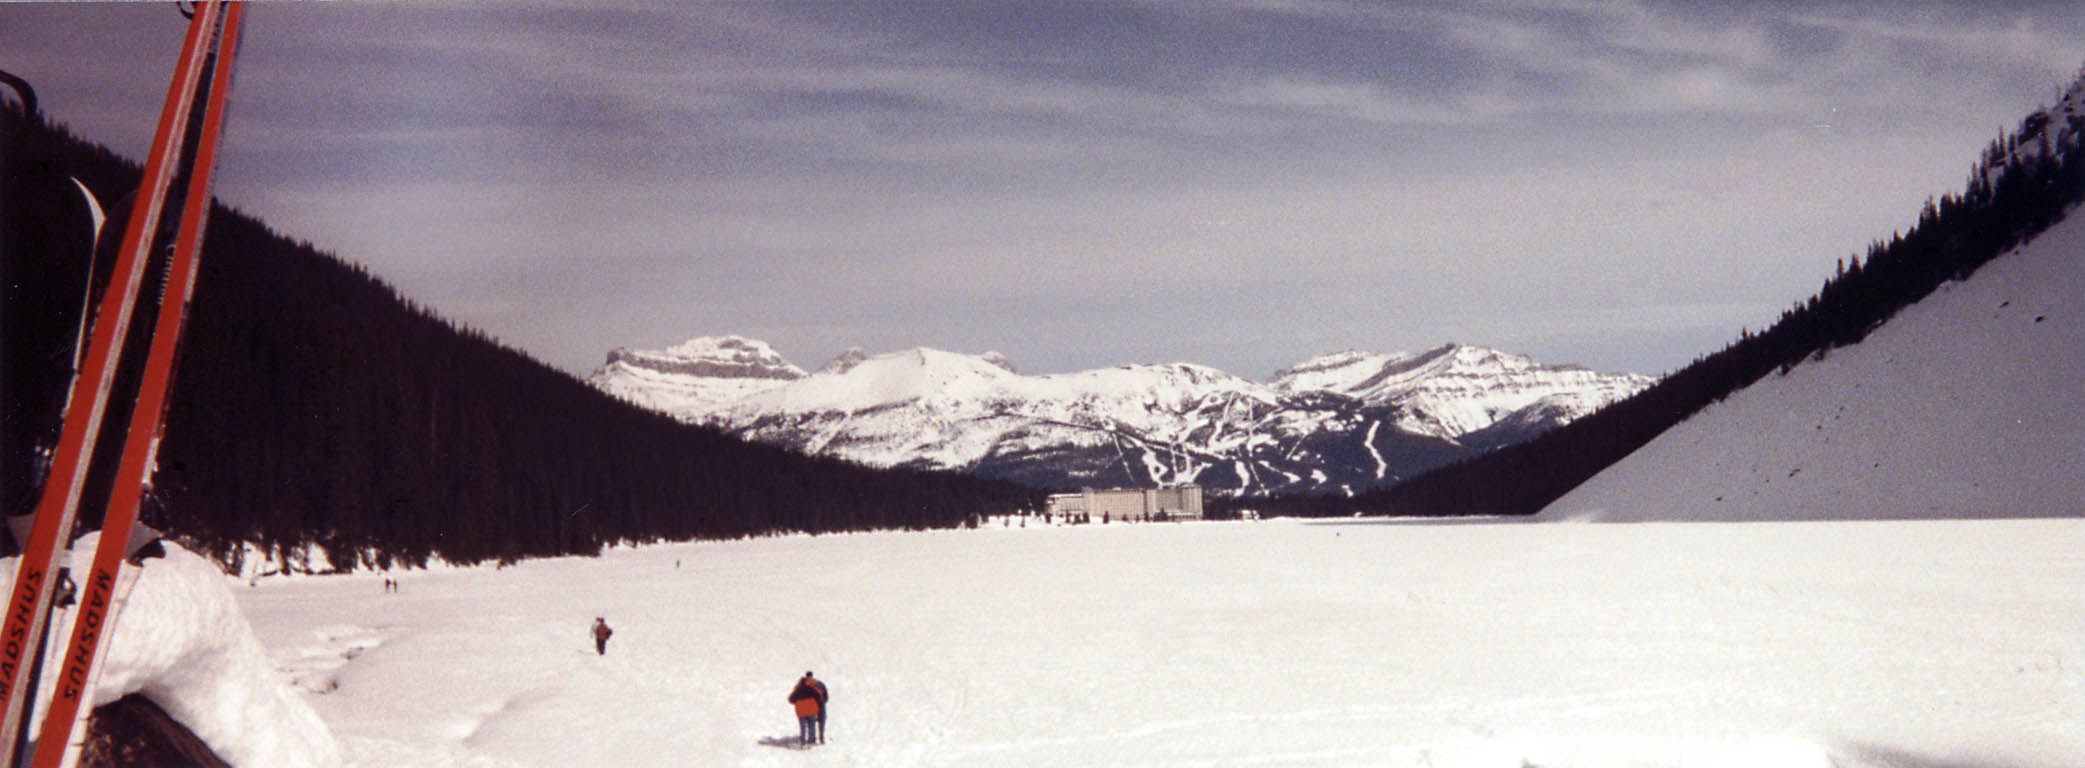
[0,4,245,767]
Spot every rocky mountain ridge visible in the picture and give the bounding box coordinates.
[590,337,1653,495]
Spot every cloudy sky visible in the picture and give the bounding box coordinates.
[7,1,2085,379]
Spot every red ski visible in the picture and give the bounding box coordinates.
[0,4,243,766]
[28,4,246,766]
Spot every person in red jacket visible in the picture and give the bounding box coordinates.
[591,617,613,656]
[788,672,825,746]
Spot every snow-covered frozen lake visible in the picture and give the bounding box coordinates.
[237,518,2083,768]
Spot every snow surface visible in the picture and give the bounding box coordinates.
[235,518,2083,767]
[1543,188,2085,522]
[0,534,340,767]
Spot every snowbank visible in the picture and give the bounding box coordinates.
[5,534,340,767]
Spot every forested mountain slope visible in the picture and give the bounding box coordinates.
[1544,200,2083,521]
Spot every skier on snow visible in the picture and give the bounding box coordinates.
[592,617,613,655]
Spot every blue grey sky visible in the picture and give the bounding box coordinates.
[7,2,2084,378]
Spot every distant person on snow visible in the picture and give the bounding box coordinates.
[789,671,826,746]
[592,617,613,655]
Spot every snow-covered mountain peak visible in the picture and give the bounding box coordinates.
[1360,343,1517,387]
[982,350,1018,374]
[739,346,1020,414]
[665,334,778,361]
[818,346,870,375]
[607,335,806,381]
[1260,343,1654,440]
[1269,343,1520,391]
[586,335,809,418]
[1273,341,1629,394]
[1269,348,1375,377]
[1268,349,1414,392]
[1097,360,1240,385]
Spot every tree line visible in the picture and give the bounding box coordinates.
[2,107,1040,573]
[1226,84,2085,519]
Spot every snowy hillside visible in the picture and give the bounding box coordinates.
[589,340,1650,495]
[1543,186,2085,521]
[232,519,2085,767]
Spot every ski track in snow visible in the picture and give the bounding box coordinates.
[282,624,391,695]
[236,519,2084,768]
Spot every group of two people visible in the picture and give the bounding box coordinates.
[788,671,829,747]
